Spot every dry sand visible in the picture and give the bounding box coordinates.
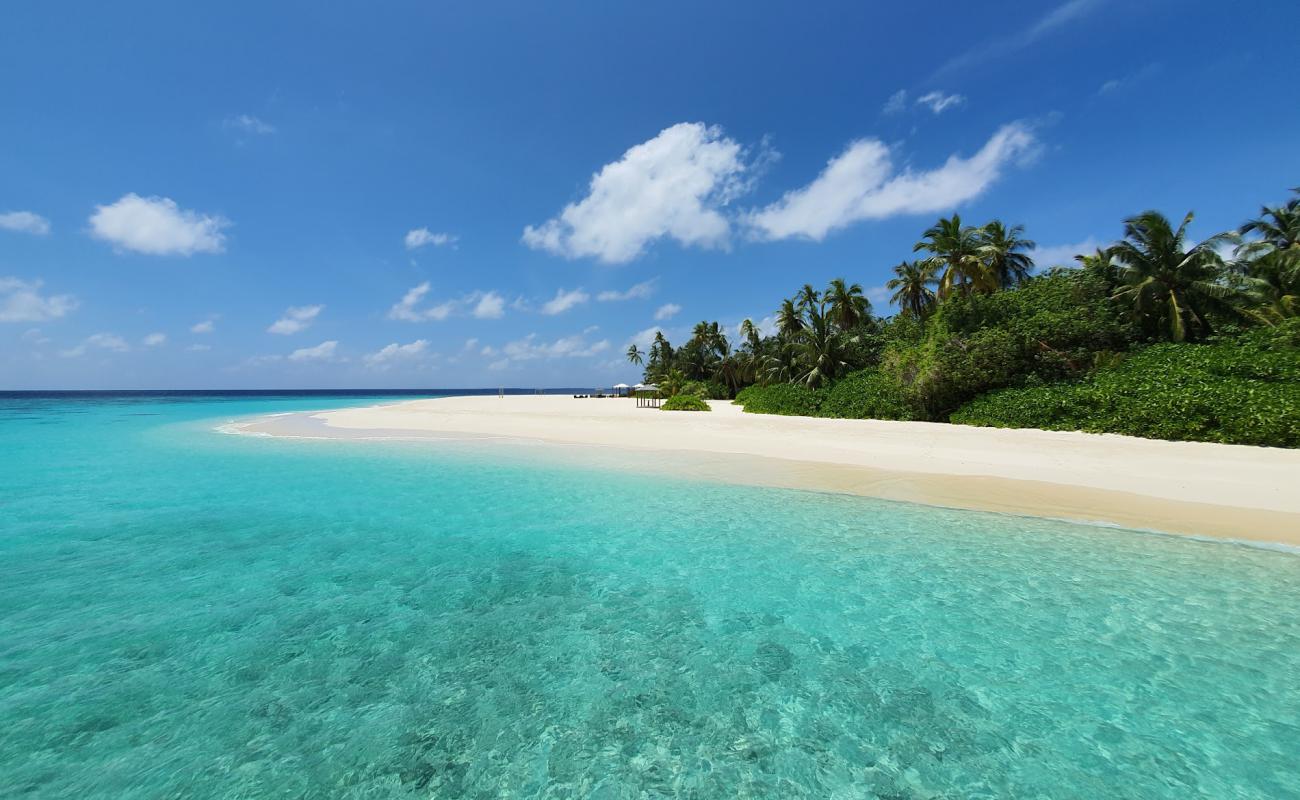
[231,395,1300,546]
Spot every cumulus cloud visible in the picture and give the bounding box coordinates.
[596,279,656,302]
[364,339,430,369]
[224,114,276,135]
[626,326,663,351]
[522,122,753,264]
[540,287,590,315]
[501,332,611,361]
[191,319,215,334]
[653,303,681,321]
[1029,237,1107,268]
[89,194,228,256]
[404,228,458,250]
[0,211,51,236]
[472,291,505,319]
[268,304,324,335]
[143,332,167,346]
[288,340,338,362]
[747,123,1038,242]
[915,91,966,114]
[60,332,129,358]
[0,277,78,323]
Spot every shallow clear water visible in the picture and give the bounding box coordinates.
[2,394,1299,799]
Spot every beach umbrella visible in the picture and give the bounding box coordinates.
[613,383,629,389]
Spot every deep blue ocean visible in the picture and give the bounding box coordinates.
[2,392,1298,798]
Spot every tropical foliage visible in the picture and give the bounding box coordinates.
[660,394,711,412]
[631,189,1300,447]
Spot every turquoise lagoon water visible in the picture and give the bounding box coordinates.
[2,393,1299,799]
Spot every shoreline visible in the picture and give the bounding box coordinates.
[227,395,1300,546]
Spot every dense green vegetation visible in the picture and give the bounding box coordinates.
[630,189,1300,446]
[660,394,711,412]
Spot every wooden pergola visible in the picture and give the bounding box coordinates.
[634,383,662,408]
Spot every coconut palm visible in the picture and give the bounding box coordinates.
[825,277,872,331]
[886,260,938,319]
[795,283,821,311]
[914,214,993,298]
[625,344,644,366]
[775,298,805,338]
[979,220,1036,288]
[1239,248,1300,323]
[795,302,849,388]
[1106,210,1237,342]
[1240,189,1300,254]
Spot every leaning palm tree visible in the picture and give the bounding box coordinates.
[914,214,993,298]
[1240,188,1300,254]
[825,277,872,331]
[979,220,1036,288]
[886,260,938,319]
[625,344,644,366]
[738,318,762,353]
[1106,210,1237,342]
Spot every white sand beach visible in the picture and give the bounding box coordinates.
[234,395,1300,545]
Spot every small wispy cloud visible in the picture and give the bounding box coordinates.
[0,277,78,323]
[915,91,966,114]
[190,319,216,334]
[540,287,590,315]
[1029,237,1108,268]
[0,211,51,236]
[224,114,276,135]
[363,339,430,369]
[930,0,1106,81]
[388,282,505,322]
[288,340,338,362]
[1097,63,1162,96]
[268,304,324,335]
[882,90,909,115]
[60,332,129,358]
[142,332,167,346]
[596,279,656,302]
[653,303,681,321]
[404,228,458,250]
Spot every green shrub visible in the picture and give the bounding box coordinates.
[733,383,827,416]
[951,331,1300,447]
[680,380,729,400]
[820,369,915,420]
[661,394,711,411]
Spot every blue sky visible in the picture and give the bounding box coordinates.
[3,0,1298,389]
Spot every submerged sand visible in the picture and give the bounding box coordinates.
[231,395,1300,546]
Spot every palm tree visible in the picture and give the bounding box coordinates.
[914,214,992,298]
[625,344,644,366]
[825,278,872,331]
[795,303,848,388]
[775,298,805,338]
[1239,248,1300,324]
[1106,210,1237,342]
[1240,189,1300,254]
[886,260,938,319]
[738,318,762,352]
[979,220,1036,288]
[795,283,821,311]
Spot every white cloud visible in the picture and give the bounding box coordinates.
[60,332,129,358]
[748,123,1038,242]
[882,90,908,115]
[0,211,51,236]
[653,303,681,321]
[187,343,212,352]
[288,340,338,362]
[522,122,752,264]
[931,0,1104,81]
[472,291,505,319]
[915,91,966,114]
[191,319,215,334]
[404,228,458,250]
[501,332,611,361]
[389,282,500,322]
[268,304,324,335]
[1098,63,1162,96]
[23,328,51,345]
[364,339,429,369]
[596,279,656,302]
[540,287,590,315]
[463,337,479,350]
[89,194,228,256]
[225,114,275,135]
[143,332,167,346]
[1029,237,1107,268]
[626,326,663,350]
[0,277,78,323]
